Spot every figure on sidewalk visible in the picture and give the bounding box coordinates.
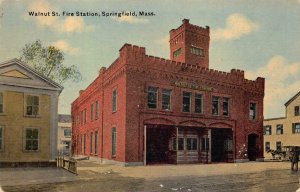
[291,146,299,171]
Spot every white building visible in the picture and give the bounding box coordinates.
[58,114,72,155]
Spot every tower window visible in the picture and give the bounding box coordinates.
[249,103,257,120]
[173,48,182,58]
[190,46,204,56]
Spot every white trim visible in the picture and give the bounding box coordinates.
[0,58,63,91]
[0,84,59,96]
[50,93,59,160]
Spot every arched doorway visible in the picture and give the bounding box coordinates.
[248,133,258,161]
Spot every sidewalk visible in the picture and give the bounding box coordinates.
[76,160,292,178]
[0,167,78,187]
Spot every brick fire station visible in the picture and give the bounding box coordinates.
[72,19,265,166]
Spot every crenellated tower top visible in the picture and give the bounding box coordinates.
[169,19,210,68]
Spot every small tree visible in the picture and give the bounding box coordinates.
[19,40,81,84]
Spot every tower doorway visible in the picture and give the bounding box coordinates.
[248,133,258,161]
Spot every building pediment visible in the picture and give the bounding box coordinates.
[0,58,63,92]
[0,69,31,79]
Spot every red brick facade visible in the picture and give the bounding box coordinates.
[72,19,264,166]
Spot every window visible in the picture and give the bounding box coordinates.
[25,128,39,151]
[112,90,117,112]
[172,137,184,151]
[292,123,300,134]
[0,92,3,113]
[75,115,78,126]
[186,138,198,150]
[212,96,219,115]
[264,125,272,135]
[276,141,282,151]
[26,95,39,116]
[173,48,182,58]
[112,128,117,156]
[95,101,99,120]
[276,124,283,135]
[64,141,70,153]
[183,92,191,112]
[83,134,86,154]
[0,126,3,151]
[190,46,204,56]
[223,97,229,116]
[95,131,98,155]
[64,129,71,137]
[91,103,94,121]
[90,132,93,154]
[265,142,270,151]
[249,103,257,120]
[162,89,171,111]
[83,109,87,124]
[224,139,233,152]
[195,93,203,113]
[201,137,209,151]
[295,106,300,116]
[148,87,158,109]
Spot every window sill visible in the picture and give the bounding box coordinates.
[160,110,173,113]
[0,113,6,116]
[24,115,41,118]
[112,155,116,158]
[147,107,158,111]
[23,150,40,152]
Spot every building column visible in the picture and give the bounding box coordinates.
[50,93,59,161]
[176,126,179,164]
[144,125,147,166]
[207,128,211,163]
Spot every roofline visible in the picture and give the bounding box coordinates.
[264,117,286,121]
[0,58,64,92]
[285,91,300,107]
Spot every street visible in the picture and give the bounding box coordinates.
[1,161,300,192]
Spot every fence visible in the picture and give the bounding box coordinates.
[56,155,78,175]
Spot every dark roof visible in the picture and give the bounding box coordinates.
[58,114,71,123]
[285,91,300,107]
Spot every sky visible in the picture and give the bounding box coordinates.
[0,0,300,119]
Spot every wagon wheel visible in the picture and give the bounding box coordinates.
[278,153,284,161]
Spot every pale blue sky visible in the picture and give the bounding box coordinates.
[1,0,300,118]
